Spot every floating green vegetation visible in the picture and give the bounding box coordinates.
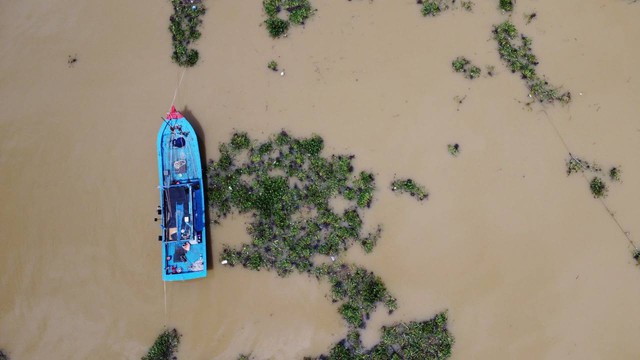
[391,179,429,201]
[566,154,621,198]
[486,65,496,77]
[210,132,397,327]
[418,0,472,17]
[0,350,8,360]
[237,355,251,360]
[633,249,640,264]
[447,143,460,157]
[268,60,279,71]
[452,57,481,80]
[309,311,454,360]
[169,0,205,67]
[313,263,397,328]
[493,21,571,104]
[263,0,316,38]
[609,167,622,182]
[499,0,513,12]
[142,328,180,360]
[589,177,607,198]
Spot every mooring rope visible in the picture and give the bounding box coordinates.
[164,280,168,325]
[170,68,187,108]
[540,109,637,252]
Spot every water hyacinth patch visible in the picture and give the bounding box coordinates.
[452,57,481,79]
[391,178,429,201]
[493,21,571,104]
[263,0,316,38]
[142,328,181,360]
[169,0,205,67]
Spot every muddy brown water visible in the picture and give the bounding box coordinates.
[1,0,640,359]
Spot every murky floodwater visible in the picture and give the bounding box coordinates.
[1,0,640,359]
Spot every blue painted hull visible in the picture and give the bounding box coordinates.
[157,108,207,281]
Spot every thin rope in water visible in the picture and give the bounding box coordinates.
[164,281,168,325]
[170,68,187,108]
[540,109,637,251]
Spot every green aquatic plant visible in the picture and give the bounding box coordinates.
[209,132,393,327]
[268,60,279,71]
[590,177,607,198]
[493,21,571,104]
[499,0,513,12]
[524,12,537,24]
[0,350,8,360]
[169,0,205,67]
[263,0,315,37]
[142,328,180,360]
[447,143,460,157]
[421,1,443,16]
[633,249,640,264]
[452,57,481,79]
[237,354,251,360]
[609,167,621,182]
[462,1,474,12]
[309,311,454,360]
[391,178,429,201]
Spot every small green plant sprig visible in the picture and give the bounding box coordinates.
[142,328,180,360]
[566,154,621,198]
[237,355,251,360]
[448,143,460,157]
[267,60,279,71]
[609,167,622,182]
[493,21,571,104]
[499,0,513,12]
[309,311,454,360]
[589,177,607,198]
[169,0,205,67]
[263,0,316,38]
[452,57,481,79]
[391,178,429,201]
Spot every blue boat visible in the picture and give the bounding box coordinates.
[157,106,207,281]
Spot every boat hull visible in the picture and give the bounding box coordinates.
[157,108,207,281]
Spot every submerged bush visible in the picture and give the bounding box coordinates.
[493,21,571,104]
[142,328,180,360]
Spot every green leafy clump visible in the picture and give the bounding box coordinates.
[142,328,180,360]
[499,0,513,12]
[633,249,640,264]
[169,0,206,67]
[462,1,474,11]
[565,156,601,175]
[310,311,454,360]
[493,21,571,104]
[237,355,251,360]
[268,60,279,71]
[589,177,607,198]
[263,0,316,38]
[421,1,444,16]
[210,132,392,324]
[313,263,397,328]
[451,57,481,79]
[0,350,8,360]
[391,179,429,201]
[609,167,621,182]
[447,143,460,157]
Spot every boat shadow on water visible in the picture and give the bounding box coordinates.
[180,106,214,272]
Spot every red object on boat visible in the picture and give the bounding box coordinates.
[167,105,184,120]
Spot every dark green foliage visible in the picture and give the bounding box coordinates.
[263,0,315,37]
[210,132,392,321]
[142,328,180,360]
[609,167,621,182]
[237,355,251,360]
[421,1,443,16]
[447,144,460,157]
[452,57,481,80]
[493,21,571,104]
[0,350,8,360]
[314,263,397,327]
[312,312,454,360]
[169,0,205,67]
[391,179,429,201]
[461,1,474,11]
[499,0,513,12]
[266,17,290,38]
[590,177,607,198]
[268,60,279,71]
[633,249,640,264]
